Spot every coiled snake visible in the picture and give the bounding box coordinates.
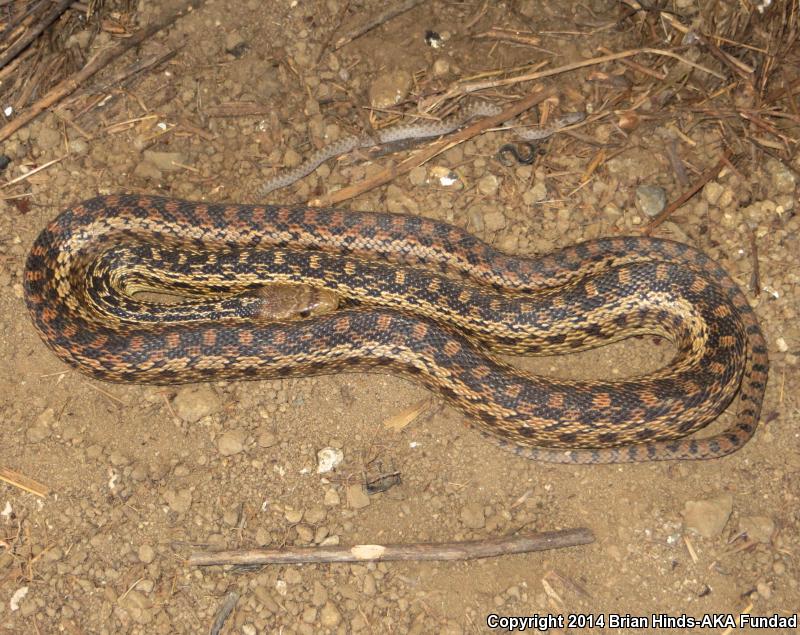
[23,195,768,463]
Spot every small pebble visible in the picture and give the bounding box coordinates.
[172,386,222,423]
[319,601,342,627]
[635,184,667,218]
[739,515,775,543]
[682,494,733,538]
[137,544,155,564]
[323,489,341,507]
[316,447,343,473]
[477,174,499,196]
[163,488,193,514]
[285,508,303,524]
[258,431,278,448]
[460,502,486,529]
[369,69,412,109]
[216,429,246,456]
[346,484,370,509]
[703,181,724,206]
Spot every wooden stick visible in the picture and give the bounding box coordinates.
[0,0,206,144]
[428,48,725,107]
[0,155,65,189]
[189,527,594,566]
[0,467,50,498]
[0,0,73,71]
[308,86,555,207]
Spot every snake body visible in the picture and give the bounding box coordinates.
[24,195,768,463]
[257,102,584,196]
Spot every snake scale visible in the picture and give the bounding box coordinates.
[24,195,768,463]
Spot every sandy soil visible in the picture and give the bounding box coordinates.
[1,1,798,633]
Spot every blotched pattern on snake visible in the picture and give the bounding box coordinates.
[24,195,768,463]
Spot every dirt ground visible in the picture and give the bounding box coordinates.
[1,1,798,633]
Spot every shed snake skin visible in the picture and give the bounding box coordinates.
[257,102,585,196]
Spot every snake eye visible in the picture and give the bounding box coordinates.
[298,309,311,319]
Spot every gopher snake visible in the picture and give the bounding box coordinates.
[23,195,768,463]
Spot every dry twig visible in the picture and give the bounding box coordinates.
[0,467,50,498]
[0,0,206,144]
[189,528,594,566]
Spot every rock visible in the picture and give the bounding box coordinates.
[26,424,50,443]
[36,125,61,150]
[477,175,499,196]
[222,509,239,526]
[432,58,450,77]
[284,568,302,584]
[635,184,667,217]
[142,151,185,172]
[385,184,420,214]
[255,527,270,546]
[224,30,247,56]
[319,601,342,627]
[767,158,796,194]
[258,431,278,448]
[523,181,548,204]
[302,607,317,623]
[408,166,427,186]
[429,165,460,188]
[118,590,153,625]
[323,488,340,507]
[216,429,246,456]
[703,181,724,206]
[362,573,377,596]
[172,385,222,423]
[285,508,303,524]
[137,544,155,564]
[739,515,775,543]
[314,526,329,543]
[86,444,104,460]
[346,484,370,509]
[304,506,326,524]
[316,447,343,473]
[283,147,301,168]
[311,581,328,607]
[109,452,129,467]
[460,502,485,529]
[682,494,733,538]
[133,161,162,181]
[483,209,506,233]
[369,70,412,109]
[163,488,193,514]
[296,524,314,542]
[466,203,487,232]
